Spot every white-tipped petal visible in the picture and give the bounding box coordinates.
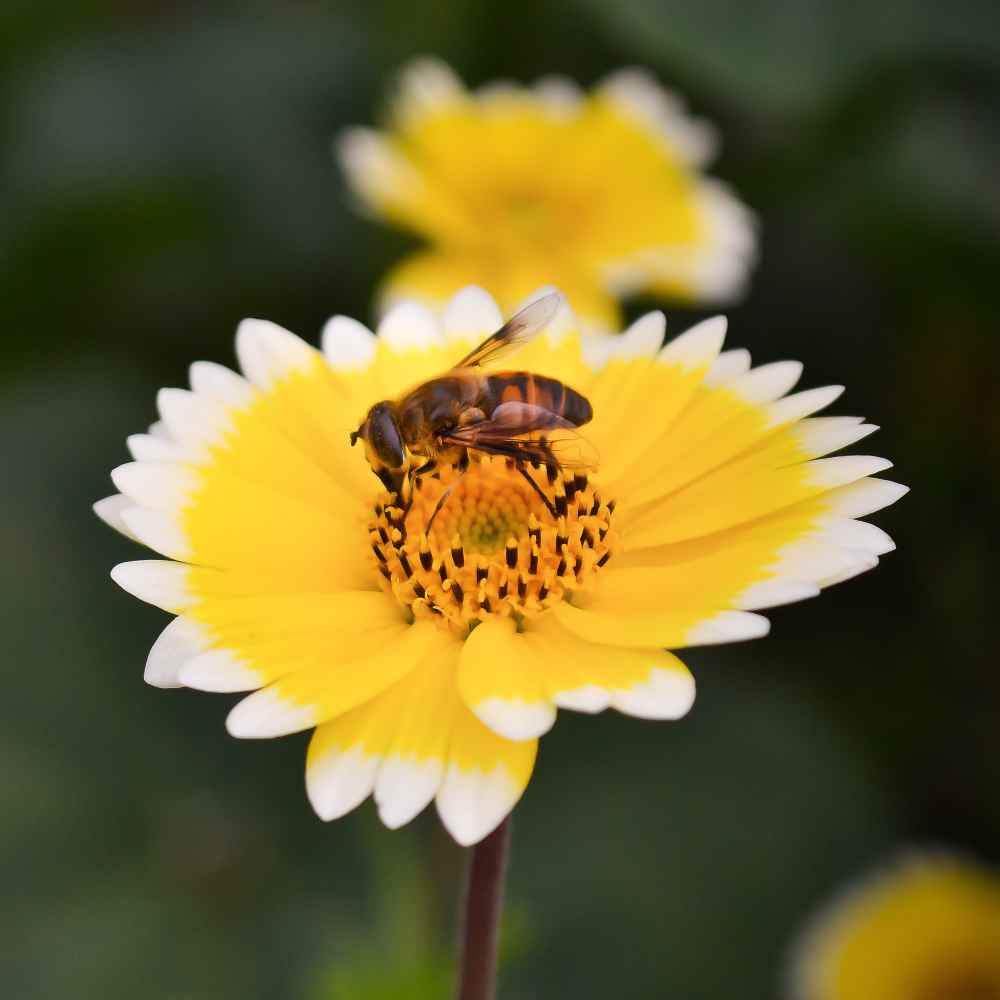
[189,361,255,408]
[396,57,464,122]
[818,518,896,556]
[377,301,443,352]
[581,334,616,369]
[307,746,380,821]
[374,755,444,829]
[235,319,316,390]
[93,495,141,542]
[111,462,196,511]
[658,316,727,371]
[533,75,583,116]
[552,685,612,713]
[126,433,191,463]
[144,615,210,688]
[178,648,261,693]
[818,558,880,587]
[733,578,821,610]
[703,347,751,386]
[771,539,871,584]
[599,68,718,167]
[583,313,660,368]
[321,315,377,371]
[686,610,770,645]
[796,419,879,458]
[337,125,380,173]
[825,479,909,518]
[442,287,504,346]
[615,311,666,358]
[693,181,758,297]
[699,179,758,256]
[147,420,171,441]
[764,385,845,428]
[689,247,754,303]
[610,666,696,720]
[110,560,190,612]
[472,698,556,741]
[120,507,190,561]
[729,361,803,404]
[806,455,893,489]
[476,80,526,105]
[337,126,415,205]
[226,688,317,739]
[156,388,233,451]
[436,764,521,847]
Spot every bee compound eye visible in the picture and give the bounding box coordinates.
[371,405,406,469]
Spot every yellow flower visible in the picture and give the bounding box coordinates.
[339,59,756,331]
[790,854,1000,1000]
[97,287,904,846]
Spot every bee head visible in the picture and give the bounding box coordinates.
[352,401,406,478]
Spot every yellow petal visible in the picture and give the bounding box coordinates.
[338,126,469,240]
[182,591,407,689]
[229,354,374,501]
[584,317,725,486]
[524,615,695,719]
[225,621,440,738]
[183,468,371,585]
[306,631,460,823]
[458,618,556,740]
[621,447,891,549]
[303,628,539,844]
[553,595,769,650]
[571,90,702,265]
[437,703,537,846]
[792,855,1000,1000]
[572,486,888,648]
[615,367,804,508]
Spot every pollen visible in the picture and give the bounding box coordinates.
[367,456,618,634]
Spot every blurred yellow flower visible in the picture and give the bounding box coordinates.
[791,854,1000,1000]
[97,287,904,846]
[339,60,756,331]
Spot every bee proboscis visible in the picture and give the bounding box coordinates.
[350,293,596,523]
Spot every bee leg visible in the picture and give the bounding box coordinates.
[516,465,557,519]
[426,466,469,532]
[423,449,473,531]
[410,458,437,478]
[539,439,560,470]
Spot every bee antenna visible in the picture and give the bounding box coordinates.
[349,431,358,447]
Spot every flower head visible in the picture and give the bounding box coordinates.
[97,286,905,845]
[790,853,1000,1000]
[339,60,756,331]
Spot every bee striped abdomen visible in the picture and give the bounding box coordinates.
[486,372,592,427]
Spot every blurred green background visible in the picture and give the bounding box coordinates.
[3,2,997,997]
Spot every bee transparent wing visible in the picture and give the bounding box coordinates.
[443,401,599,470]
[451,293,562,370]
[447,431,600,472]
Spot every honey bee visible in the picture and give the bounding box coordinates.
[350,293,596,522]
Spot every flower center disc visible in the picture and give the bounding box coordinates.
[368,456,617,634]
